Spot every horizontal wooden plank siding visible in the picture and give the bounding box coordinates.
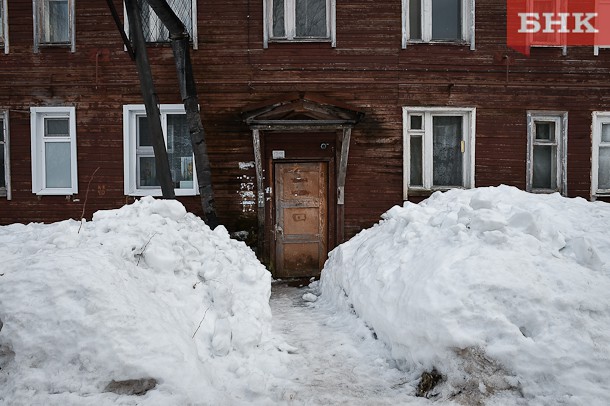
[1,0,609,246]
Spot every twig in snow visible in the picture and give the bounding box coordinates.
[136,232,157,266]
[78,167,100,234]
[192,306,211,339]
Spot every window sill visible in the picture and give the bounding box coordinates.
[37,43,72,48]
[405,40,470,47]
[268,38,333,45]
[407,187,466,197]
[127,190,199,197]
[34,189,78,196]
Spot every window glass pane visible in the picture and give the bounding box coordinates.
[431,0,461,40]
[0,119,4,188]
[410,136,423,186]
[409,0,422,40]
[535,122,555,141]
[296,0,327,37]
[43,0,69,43]
[45,141,71,188]
[432,116,463,186]
[272,0,286,37]
[602,123,610,143]
[0,144,4,189]
[410,115,423,130]
[138,116,152,147]
[167,114,194,189]
[45,118,69,137]
[599,147,610,189]
[138,156,158,187]
[139,0,192,42]
[531,0,559,45]
[0,2,4,43]
[533,145,557,189]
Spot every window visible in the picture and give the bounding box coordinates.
[30,107,78,195]
[123,105,197,196]
[0,111,10,199]
[264,0,336,47]
[403,0,475,49]
[33,0,75,52]
[403,107,475,198]
[1,0,8,53]
[526,111,567,195]
[125,0,198,49]
[592,112,610,198]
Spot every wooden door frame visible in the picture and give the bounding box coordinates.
[252,129,344,275]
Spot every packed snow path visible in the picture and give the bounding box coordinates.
[268,283,434,405]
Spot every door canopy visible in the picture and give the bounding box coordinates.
[243,93,364,131]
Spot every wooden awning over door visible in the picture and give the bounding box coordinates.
[243,94,364,261]
[243,93,364,131]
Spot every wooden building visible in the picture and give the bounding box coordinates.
[1,0,610,278]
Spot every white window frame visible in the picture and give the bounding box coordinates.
[123,104,199,197]
[523,0,568,55]
[123,0,198,50]
[33,0,76,53]
[526,111,567,195]
[30,107,78,195]
[402,0,475,49]
[0,111,10,199]
[1,0,9,54]
[403,107,476,199]
[594,0,610,54]
[263,0,336,48]
[591,111,610,198]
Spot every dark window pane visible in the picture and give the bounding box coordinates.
[296,0,327,37]
[432,116,463,186]
[602,123,610,143]
[139,0,192,42]
[0,144,5,189]
[272,0,286,37]
[167,114,194,189]
[410,136,423,186]
[410,115,423,130]
[138,156,158,187]
[44,0,69,43]
[0,2,4,43]
[535,122,555,141]
[0,119,3,142]
[533,145,556,189]
[409,0,422,40]
[45,142,71,188]
[45,118,69,137]
[138,116,152,147]
[599,146,610,189]
[432,0,461,40]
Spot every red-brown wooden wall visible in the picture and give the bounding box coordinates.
[1,0,610,244]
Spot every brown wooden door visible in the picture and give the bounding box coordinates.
[274,162,328,278]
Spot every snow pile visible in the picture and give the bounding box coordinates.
[0,197,275,405]
[321,186,610,405]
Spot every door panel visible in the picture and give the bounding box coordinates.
[275,162,328,278]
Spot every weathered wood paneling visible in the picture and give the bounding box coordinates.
[1,0,610,247]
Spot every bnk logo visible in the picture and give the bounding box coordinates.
[507,0,610,55]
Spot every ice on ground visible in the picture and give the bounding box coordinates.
[321,185,610,405]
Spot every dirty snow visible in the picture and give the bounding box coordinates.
[321,185,610,405]
[1,186,610,405]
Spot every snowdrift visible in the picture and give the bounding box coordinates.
[0,197,274,405]
[321,186,610,405]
